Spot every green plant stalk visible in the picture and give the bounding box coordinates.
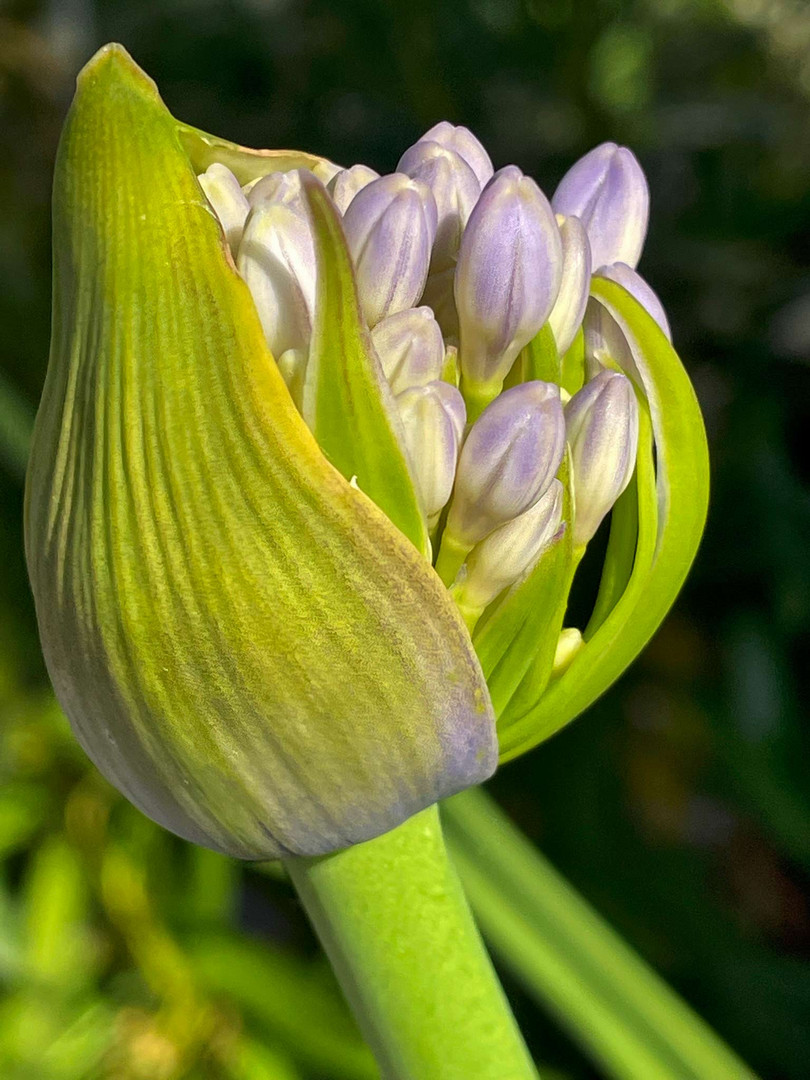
[285,804,540,1080]
[444,787,758,1080]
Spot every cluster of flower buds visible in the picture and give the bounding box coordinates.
[198,129,659,626]
[30,46,706,863]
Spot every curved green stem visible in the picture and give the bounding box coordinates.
[285,805,540,1080]
[444,788,758,1080]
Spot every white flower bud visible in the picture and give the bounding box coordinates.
[276,347,307,411]
[565,369,640,546]
[198,163,250,252]
[247,169,307,213]
[327,164,380,215]
[553,628,583,674]
[396,381,466,524]
[548,214,592,354]
[237,170,316,358]
[460,479,563,611]
[419,121,494,187]
[371,307,445,394]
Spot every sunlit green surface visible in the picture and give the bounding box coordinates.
[2,1,810,1077]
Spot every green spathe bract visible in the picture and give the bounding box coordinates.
[24,45,497,859]
[495,280,709,757]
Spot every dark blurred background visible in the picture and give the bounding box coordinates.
[1,0,810,1077]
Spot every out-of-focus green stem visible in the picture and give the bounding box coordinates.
[285,804,540,1080]
[444,787,758,1080]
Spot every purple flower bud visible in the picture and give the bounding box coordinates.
[446,380,565,547]
[548,214,592,354]
[420,121,494,188]
[397,141,481,271]
[596,262,671,341]
[237,170,316,358]
[326,163,380,215]
[198,163,250,252]
[371,307,445,394]
[565,369,640,546]
[342,173,438,327]
[461,479,563,611]
[396,381,466,523]
[552,143,649,271]
[455,166,563,393]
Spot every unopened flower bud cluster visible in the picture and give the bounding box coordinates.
[200,125,665,622]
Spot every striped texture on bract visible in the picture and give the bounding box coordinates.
[25,46,497,859]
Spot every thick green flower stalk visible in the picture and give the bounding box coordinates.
[25,44,709,1080]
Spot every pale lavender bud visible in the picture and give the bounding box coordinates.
[237,171,316,358]
[396,381,466,523]
[420,121,494,188]
[455,166,563,392]
[565,369,640,546]
[327,164,380,215]
[548,214,592,354]
[460,479,564,611]
[342,173,438,327]
[397,141,481,271]
[446,381,565,547]
[552,143,649,271]
[198,163,250,252]
[371,307,445,394]
[596,262,672,341]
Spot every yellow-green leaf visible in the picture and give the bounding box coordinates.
[300,173,430,555]
[25,45,496,859]
[499,279,708,759]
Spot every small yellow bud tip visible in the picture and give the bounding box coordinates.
[77,43,160,101]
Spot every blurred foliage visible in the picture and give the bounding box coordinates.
[1,0,810,1076]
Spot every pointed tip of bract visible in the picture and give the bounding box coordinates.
[77,42,161,103]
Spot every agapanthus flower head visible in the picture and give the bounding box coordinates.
[26,45,708,859]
